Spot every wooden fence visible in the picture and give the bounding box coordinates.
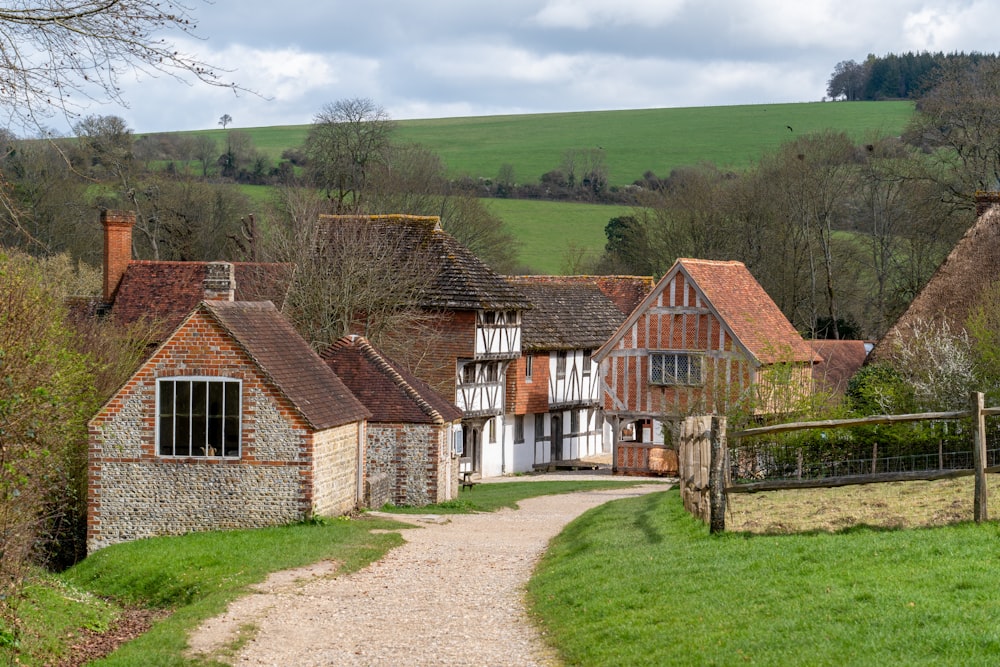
[679,392,999,532]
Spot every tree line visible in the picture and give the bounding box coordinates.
[826,51,998,101]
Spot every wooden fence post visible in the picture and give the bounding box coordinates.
[709,415,727,534]
[972,391,988,523]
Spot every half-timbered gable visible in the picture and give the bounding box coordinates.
[595,259,817,446]
[317,215,531,478]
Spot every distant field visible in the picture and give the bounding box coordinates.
[485,199,632,273]
[177,101,914,189]
[180,102,914,273]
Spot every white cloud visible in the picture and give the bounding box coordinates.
[531,0,687,29]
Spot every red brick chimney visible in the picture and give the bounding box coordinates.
[102,209,135,302]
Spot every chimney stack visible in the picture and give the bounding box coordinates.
[204,262,236,301]
[102,209,135,302]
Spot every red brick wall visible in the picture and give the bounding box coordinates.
[403,310,476,401]
[507,353,549,415]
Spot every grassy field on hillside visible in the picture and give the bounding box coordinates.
[484,199,633,273]
[175,101,914,189]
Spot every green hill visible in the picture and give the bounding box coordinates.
[190,101,916,273]
[185,101,914,189]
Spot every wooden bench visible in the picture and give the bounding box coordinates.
[459,457,478,491]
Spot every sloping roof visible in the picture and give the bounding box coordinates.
[809,340,872,395]
[202,301,369,431]
[507,274,653,318]
[504,276,628,351]
[678,259,817,364]
[317,215,531,311]
[596,258,818,365]
[110,261,294,335]
[872,205,1000,360]
[320,335,463,425]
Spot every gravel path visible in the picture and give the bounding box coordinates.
[187,474,672,666]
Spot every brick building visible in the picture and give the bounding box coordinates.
[87,297,370,552]
[595,258,818,474]
[317,215,532,478]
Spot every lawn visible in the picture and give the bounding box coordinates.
[529,481,1000,666]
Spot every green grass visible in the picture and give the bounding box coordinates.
[171,102,914,189]
[484,199,633,273]
[384,478,650,515]
[528,489,1000,666]
[13,516,407,666]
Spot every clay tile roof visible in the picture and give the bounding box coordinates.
[202,301,369,430]
[504,276,629,351]
[677,258,819,364]
[317,215,531,311]
[809,340,872,395]
[110,261,294,336]
[320,335,463,425]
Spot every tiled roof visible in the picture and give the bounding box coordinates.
[505,276,628,351]
[202,301,370,430]
[320,335,463,425]
[809,340,872,395]
[677,259,818,364]
[110,261,294,335]
[317,215,531,311]
[519,275,654,316]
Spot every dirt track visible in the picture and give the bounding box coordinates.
[187,475,671,666]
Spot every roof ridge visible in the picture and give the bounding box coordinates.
[353,336,445,424]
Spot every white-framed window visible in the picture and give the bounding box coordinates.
[514,415,524,443]
[157,377,241,457]
[649,352,703,386]
[582,350,592,377]
[488,418,497,443]
[534,413,545,439]
[525,355,533,380]
[556,351,567,380]
[570,409,580,433]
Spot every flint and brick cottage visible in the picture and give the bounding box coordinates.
[87,298,370,552]
[322,335,464,506]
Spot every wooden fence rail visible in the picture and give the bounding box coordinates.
[680,392,995,532]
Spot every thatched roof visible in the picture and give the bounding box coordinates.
[872,204,1000,361]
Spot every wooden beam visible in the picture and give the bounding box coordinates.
[732,411,970,439]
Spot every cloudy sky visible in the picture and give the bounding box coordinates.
[61,0,1000,134]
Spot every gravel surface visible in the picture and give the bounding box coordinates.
[187,473,672,666]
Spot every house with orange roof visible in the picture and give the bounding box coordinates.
[594,258,819,474]
[321,335,464,505]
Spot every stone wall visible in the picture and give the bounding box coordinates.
[368,421,459,506]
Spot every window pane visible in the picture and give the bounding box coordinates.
[535,413,544,438]
[159,381,175,455]
[191,381,208,455]
[650,354,664,384]
[175,381,191,456]
[224,382,240,456]
[207,381,224,455]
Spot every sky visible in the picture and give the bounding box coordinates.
[51,0,1000,134]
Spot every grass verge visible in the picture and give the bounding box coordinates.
[11,515,408,666]
[383,478,652,515]
[529,487,1000,666]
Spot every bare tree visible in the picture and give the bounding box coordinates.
[304,98,396,211]
[0,1,249,128]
